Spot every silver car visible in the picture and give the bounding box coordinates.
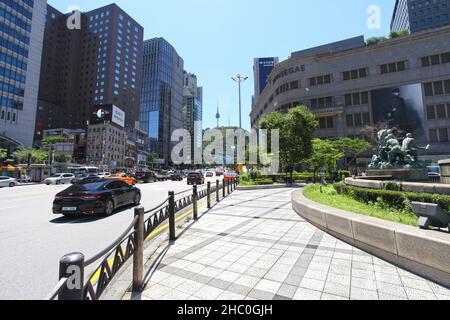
[44,173,75,185]
[0,176,18,188]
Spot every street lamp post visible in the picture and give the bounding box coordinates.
[231,74,248,129]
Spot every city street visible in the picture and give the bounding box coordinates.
[0,177,217,300]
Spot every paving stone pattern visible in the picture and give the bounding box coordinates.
[123,188,450,301]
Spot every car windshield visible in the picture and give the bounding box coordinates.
[50,174,61,178]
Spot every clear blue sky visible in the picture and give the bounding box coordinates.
[48,0,395,130]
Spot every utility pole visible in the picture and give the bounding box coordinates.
[231,74,248,129]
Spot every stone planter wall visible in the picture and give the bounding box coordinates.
[291,190,450,288]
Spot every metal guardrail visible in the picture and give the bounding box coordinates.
[47,178,238,300]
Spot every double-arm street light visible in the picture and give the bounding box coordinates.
[231,74,248,129]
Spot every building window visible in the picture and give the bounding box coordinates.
[440,128,449,142]
[434,81,444,95]
[344,92,369,106]
[342,68,368,81]
[429,129,438,142]
[318,116,334,129]
[309,74,332,87]
[427,105,436,120]
[424,82,433,96]
[421,52,450,67]
[437,104,447,118]
[380,61,407,74]
[346,114,354,127]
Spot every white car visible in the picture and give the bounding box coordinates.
[19,175,32,183]
[0,176,18,188]
[44,173,75,185]
[97,172,111,178]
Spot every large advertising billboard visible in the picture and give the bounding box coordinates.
[258,58,277,95]
[90,104,126,128]
[112,105,125,128]
[371,83,425,142]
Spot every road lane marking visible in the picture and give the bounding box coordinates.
[0,205,21,212]
[0,195,54,204]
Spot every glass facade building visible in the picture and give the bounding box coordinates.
[391,0,450,33]
[0,0,46,147]
[140,37,184,164]
[182,71,203,161]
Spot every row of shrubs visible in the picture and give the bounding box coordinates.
[334,183,450,212]
[245,171,351,183]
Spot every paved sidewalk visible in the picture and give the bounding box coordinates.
[124,188,450,300]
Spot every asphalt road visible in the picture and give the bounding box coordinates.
[0,176,219,300]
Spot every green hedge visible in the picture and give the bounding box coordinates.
[254,179,274,185]
[334,183,450,212]
[244,171,349,184]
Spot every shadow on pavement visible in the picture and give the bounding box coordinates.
[49,204,136,224]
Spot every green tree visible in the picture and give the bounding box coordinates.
[389,30,410,38]
[53,153,71,163]
[334,137,372,170]
[260,106,318,179]
[306,139,343,182]
[41,136,66,146]
[147,153,158,169]
[0,148,7,164]
[12,148,48,165]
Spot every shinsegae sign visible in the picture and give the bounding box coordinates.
[272,66,303,85]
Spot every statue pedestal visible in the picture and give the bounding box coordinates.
[367,169,428,182]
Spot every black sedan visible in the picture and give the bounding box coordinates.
[53,179,141,216]
[187,172,205,185]
[169,173,184,181]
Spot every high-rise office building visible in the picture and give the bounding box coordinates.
[391,0,450,33]
[35,3,143,142]
[140,37,184,164]
[252,57,279,107]
[182,71,203,161]
[0,0,46,148]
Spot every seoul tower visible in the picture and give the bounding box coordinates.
[216,101,221,128]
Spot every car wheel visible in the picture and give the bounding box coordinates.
[134,192,141,205]
[56,180,61,185]
[9,182,15,188]
[104,199,115,216]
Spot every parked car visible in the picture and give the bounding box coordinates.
[170,173,183,181]
[215,170,223,177]
[71,173,100,184]
[53,179,141,216]
[135,171,158,183]
[206,171,214,178]
[107,173,137,186]
[0,176,18,188]
[187,172,205,185]
[44,173,75,185]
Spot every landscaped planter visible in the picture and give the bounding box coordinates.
[291,190,450,289]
